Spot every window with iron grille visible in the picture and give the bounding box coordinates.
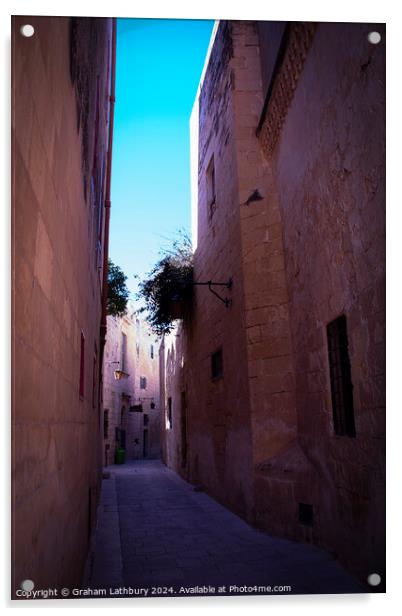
[211,348,223,380]
[327,315,356,437]
[140,376,147,389]
[103,409,109,440]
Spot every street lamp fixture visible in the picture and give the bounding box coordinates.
[106,361,130,380]
[114,370,129,381]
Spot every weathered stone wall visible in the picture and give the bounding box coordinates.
[231,22,298,471]
[267,21,385,580]
[159,329,184,471]
[135,317,161,459]
[103,310,160,464]
[12,16,114,592]
[163,22,255,519]
[161,19,385,585]
[103,314,137,464]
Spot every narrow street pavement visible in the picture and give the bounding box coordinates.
[84,460,365,597]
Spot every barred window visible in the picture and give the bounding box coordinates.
[211,349,223,380]
[327,315,356,437]
[103,409,109,440]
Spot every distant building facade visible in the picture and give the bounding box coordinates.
[160,20,385,585]
[103,308,160,465]
[12,16,115,592]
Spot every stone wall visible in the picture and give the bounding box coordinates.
[12,16,114,592]
[161,20,385,585]
[159,328,188,474]
[163,22,255,520]
[231,21,298,471]
[264,21,385,580]
[103,310,160,464]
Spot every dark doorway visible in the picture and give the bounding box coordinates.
[120,405,126,430]
[143,430,149,458]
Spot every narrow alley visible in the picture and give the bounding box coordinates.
[12,15,385,600]
[85,460,364,597]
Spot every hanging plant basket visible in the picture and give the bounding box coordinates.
[168,296,187,319]
[137,232,194,336]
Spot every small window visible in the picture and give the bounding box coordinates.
[211,349,223,380]
[167,397,172,430]
[79,331,85,398]
[150,344,154,359]
[327,315,356,437]
[140,376,147,390]
[299,503,313,527]
[150,402,155,410]
[206,154,216,220]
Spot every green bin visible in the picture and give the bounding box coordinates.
[115,448,125,465]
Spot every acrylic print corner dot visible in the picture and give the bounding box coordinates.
[367,573,381,587]
[20,24,35,38]
[368,31,381,44]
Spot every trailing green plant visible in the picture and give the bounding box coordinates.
[137,231,194,335]
[107,259,130,317]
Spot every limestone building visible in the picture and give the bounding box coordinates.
[160,20,385,586]
[12,16,115,592]
[103,308,160,465]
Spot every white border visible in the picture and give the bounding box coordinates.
[2,1,400,614]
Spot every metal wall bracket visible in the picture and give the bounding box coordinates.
[192,278,232,308]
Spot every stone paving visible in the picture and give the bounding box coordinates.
[84,460,366,597]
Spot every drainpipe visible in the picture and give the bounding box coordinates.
[99,17,116,379]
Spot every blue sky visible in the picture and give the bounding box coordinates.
[110,18,214,299]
